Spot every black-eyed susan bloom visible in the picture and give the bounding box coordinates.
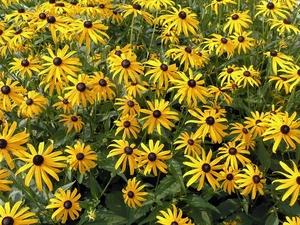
[114,114,140,140]
[0,201,38,225]
[235,164,266,200]
[65,141,98,174]
[174,132,202,157]
[209,0,237,15]
[169,69,210,107]
[223,11,252,34]
[46,188,82,224]
[262,112,300,153]
[232,65,261,88]
[0,168,12,191]
[218,167,240,195]
[158,5,199,37]
[115,96,140,116]
[39,45,81,83]
[18,91,48,118]
[230,31,255,55]
[255,0,289,19]
[283,216,300,225]
[156,204,195,225]
[204,34,235,58]
[139,139,172,176]
[273,161,300,206]
[230,122,256,150]
[59,114,84,134]
[52,96,74,114]
[141,0,175,10]
[264,50,294,75]
[9,56,43,78]
[218,141,251,169]
[108,139,142,175]
[119,3,154,25]
[183,149,223,191]
[64,74,95,107]
[16,140,67,191]
[280,65,300,92]
[218,65,239,86]
[269,18,300,35]
[0,121,29,169]
[186,108,228,144]
[140,99,179,135]
[122,177,148,209]
[244,111,268,138]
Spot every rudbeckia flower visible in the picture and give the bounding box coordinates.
[208,85,233,105]
[114,114,140,140]
[264,50,294,75]
[268,75,290,94]
[218,167,240,195]
[279,64,300,92]
[139,139,172,176]
[9,56,42,78]
[115,96,141,116]
[262,112,300,153]
[119,3,153,25]
[0,122,29,169]
[158,5,199,37]
[16,140,67,191]
[108,139,142,175]
[156,204,194,225]
[174,132,202,157]
[9,27,35,47]
[122,177,148,209]
[140,99,179,135]
[0,168,12,191]
[255,0,289,19]
[232,65,261,88]
[65,141,98,174]
[52,96,74,114]
[140,0,174,10]
[283,216,300,225]
[244,111,268,138]
[39,45,82,83]
[203,34,235,58]
[59,114,84,133]
[0,201,38,225]
[209,0,237,15]
[230,31,255,54]
[230,122,256,150]
[186,108,228,144]
[125,81,148,98]
[46,188,82,224]
[156,25,180,45]
[218,65,239,85]
[169,69,210,106]
[269,18,300,35]
[18,90,48,118]
[183,149,223,191]
[223,11,252,34]
[235,164,266,199]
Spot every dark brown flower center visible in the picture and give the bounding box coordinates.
[49,0,55,3]
[84,21,92,28]
[152,110,161,118]
[148,152,157,161]
[243,71,251,77]
[132,3,141,10]
[115,50,122,56]
[296,176,300,184]
[21,59,30,67]
[64,200,72,209]
[70,1,78,5]
[298,69,300,76]
[238,36,244,42]
[53,57,62,66]
[123,121,131,128]
[127,100,135,107]
[0,30,3,35]
[231,14,239,20]
[0,139,7,149]
[283,18,291,24]
[178,11,187,19]
[39,13,47,20]
[185,46,192,53]
[71,116,78,122]
[252,175,261,184]
[227,68,234,73]
[121,59,131,68]
[33,154,44,165]
[171,222,179,225]
[280,125,290,134]
[76,82,86,92]
[63,98,69,104]
[270,50,277,57]
[99,79,107,87]
[188,79,196,87]
[160,64,168,71]
[226,173,234,180]
[255,119,262,125]
[2,217,14,225]
[18,8,25,13]
[267,2,275,9]
[124,146,133,155]
[55,2,65,6]
[202,163,211,172]
[76,153,84,160]
[99,4,105,8]
[229,147,237,155]
[47,15,56,23]
[242,128,248,134]
[187,139,194,145]
[26,98,34,105]
[127,191,134,198]
[15,29,22,35]
[206,116,215,125]
[221,37,228,44]
[1,86,11,94]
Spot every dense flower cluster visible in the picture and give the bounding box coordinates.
[0,0,300,224]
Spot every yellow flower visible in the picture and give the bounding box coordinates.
[156,204,194,225]
[9,56,42,78]
[59,114,84,133]
[223,11,252,34]
[283,216,300,225]
[264,50,294,75]
[232,65,261,88]
[204,34,235,58]
[114,114,140,140]
[218,167,240,195]
[269,18,300,35]
[119,3,153,25]
[0,168,12,191]
[174,132,202,157]
[115,96,141,116]
[255,0,289,19]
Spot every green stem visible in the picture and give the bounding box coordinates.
[130,15,135,47]
[149,10,159,51]
[99,175,114,199]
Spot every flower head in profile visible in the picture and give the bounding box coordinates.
[139,139,172,176]
[122,177,148,209]
[46,188,82,224]
[230,122,256,150]
[18,91,48,118]
[65,141,98,174]
[140,99,179,135]
[156,204,194,225]
[223,11,252,34]
[114,114,140,140]
[108,139,142,175]
[158,5,199,37]
[16,140,67,191]
[59,114,84,134]
[209,0,237,15]
[0,201,38,225]
[0,121,29,169]
[119,3,154,25]
[235,164,266,199]
[273,161,300,206]
[183,149,223,191]
[174,132,202,157]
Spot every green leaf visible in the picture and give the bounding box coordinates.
[278,201,300,216]
[257,138,271,173]
[105,191,128,218]
[155,175,181,200]
[265,212,279,225]
[181,194,220,213]
[90,175,102,200]
[168,159,186,194]
[59,181,76,191]
[127,204,152,224]
[215,198,240,219]
[138,202,170,225]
